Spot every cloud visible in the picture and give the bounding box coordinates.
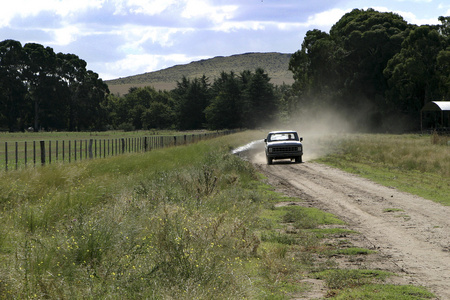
[365,6,441,25]
[1,0,445,81]
[99,52,209,79]
[0,0,104,27]
[113,0,178,16]
[304,8,351,28]
[181,0,238,23]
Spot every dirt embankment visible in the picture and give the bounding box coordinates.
[236,141,450,299]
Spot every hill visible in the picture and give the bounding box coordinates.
[106,52,294,95]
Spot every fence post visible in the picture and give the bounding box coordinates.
[40,141,45,166]
[25,141,27,167]
[33,141,36,166]
[15,142,18,170]
[5,142,8,171]
[49,141,51,165]
[89,139,93,159]
[174,136,177,146]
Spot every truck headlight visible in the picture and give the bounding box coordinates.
[268,148,273,153]
[297,146,302,151]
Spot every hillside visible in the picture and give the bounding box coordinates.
[106,52,294,95]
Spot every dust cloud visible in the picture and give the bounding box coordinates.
[233,106,355,164]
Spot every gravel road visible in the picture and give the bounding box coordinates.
[236,140,450,299]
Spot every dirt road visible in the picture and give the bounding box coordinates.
[236,141,450,299]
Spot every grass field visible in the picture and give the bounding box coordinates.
[0,130,231,171]
[316,133,450,206]
[0,131,438,299]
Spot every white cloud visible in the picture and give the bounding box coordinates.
[213,21,266,32]
[49,25,81,46]
[305,8,351,28]
[181,0,238,23]
[101,53,208,79]
[367,6,440,25]
[113,0,177,15]
[115,25,194,53]
[0,0,105,26]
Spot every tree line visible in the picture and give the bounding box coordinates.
[0,39,277,131]
[107,69,278,131]
[288,9,450,131]
[1,9,449,132]
[0,40,109,132]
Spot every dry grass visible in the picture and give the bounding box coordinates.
[317,133,450,205]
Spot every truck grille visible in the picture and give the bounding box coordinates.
[272,146,298,153]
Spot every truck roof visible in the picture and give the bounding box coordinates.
[268,130,297,134]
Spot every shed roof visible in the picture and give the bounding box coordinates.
[421,101,450,112]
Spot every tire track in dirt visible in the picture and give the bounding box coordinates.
[255,161,450,299]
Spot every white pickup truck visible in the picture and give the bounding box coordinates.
[264,130,303,165]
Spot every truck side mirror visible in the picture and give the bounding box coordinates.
[300,137,303,142]
[264,138,267,143]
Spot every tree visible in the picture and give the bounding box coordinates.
[205,71,242,129]
[0,40,28,131]
[384,26,446,115]
[241,68,277,128]
[22,43,59,131]
[289,9,414,131]
[173,76,210,130]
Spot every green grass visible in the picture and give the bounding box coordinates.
[330,284,435,299]
[0,129,234,170]
[316,133,450,205]
[0,130,437,299]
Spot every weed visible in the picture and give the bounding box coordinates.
[316,134,450,205]
[331,284,435,299]
[333,247,376,256]
[383,208,404,213]
[313,269,393,290]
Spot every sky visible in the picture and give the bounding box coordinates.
[0,0,448,80]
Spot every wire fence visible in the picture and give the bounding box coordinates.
[0,130,238,171]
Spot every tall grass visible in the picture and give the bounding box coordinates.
[0,132,266,299]
[317,134,450,205]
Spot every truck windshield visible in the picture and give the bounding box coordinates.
[269,133,298,142]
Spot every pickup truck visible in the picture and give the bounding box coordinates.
[264,130,303,165]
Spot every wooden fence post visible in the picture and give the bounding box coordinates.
[40,141,45,165]
[5,142,8,171]
[15,142,18,170]
[144,137,149,151]
[25,141,28,167]
[48,141,51,164]
[89,139,93,159]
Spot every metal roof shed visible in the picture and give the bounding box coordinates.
[420,101,450,131]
